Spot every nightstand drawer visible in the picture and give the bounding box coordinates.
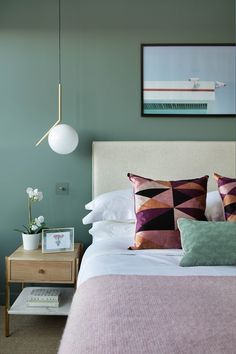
[10,261,73,282]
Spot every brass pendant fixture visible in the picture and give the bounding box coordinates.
[36,0,78,154]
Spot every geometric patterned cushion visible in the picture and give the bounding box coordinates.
[128,173,209,250]
[214,173,236,222]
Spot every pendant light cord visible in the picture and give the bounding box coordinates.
[35,0,62,146]
[58,0,61,84]
[58,0,62,122]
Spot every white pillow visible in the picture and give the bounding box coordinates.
[205,190,224,221]
[82,189,135,224]
[89,220,135,243]
[83,188,224,225]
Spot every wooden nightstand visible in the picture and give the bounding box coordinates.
[4,243,83,337]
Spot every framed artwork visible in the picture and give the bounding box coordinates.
[42,228,74,253]
[141,44,236,117]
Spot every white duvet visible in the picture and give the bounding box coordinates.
[78,221,236,286]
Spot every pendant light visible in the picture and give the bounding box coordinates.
[36,0,79,154]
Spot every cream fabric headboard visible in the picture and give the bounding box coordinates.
[92,141,236,197]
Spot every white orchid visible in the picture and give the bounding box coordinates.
[26,187,43,201]
[31,224,38,231]
[26,187,34,198]
[37,216,44,223]
[35,216,44,227]
[15,187,46,235]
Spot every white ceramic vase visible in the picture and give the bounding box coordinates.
[22,233,41,251]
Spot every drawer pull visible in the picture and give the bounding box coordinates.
[38,269,45,274]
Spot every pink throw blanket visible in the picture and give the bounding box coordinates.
[58,275,236,354]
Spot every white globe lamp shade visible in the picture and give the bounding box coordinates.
[48,123,79,154]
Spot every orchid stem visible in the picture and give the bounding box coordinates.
[28,198,32,228]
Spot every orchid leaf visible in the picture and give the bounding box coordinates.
[22,225,30,233]
[14,228,24,233]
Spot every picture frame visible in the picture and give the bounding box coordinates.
[141,43,236,117]
[42,228,74,253]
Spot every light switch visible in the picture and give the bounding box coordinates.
[56,183,69,195]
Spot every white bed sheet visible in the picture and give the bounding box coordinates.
[78,222,236,286]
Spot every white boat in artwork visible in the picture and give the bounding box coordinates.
[143,78,226,114]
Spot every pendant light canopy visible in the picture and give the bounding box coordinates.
[36,0,79,154]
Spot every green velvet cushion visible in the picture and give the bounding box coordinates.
[178,218,236,267]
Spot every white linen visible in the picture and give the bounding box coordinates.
[78,223,236,286]
[88,220,135,242]
[205,190,224,221]
[82,188,224,225]
[83,189,135,224]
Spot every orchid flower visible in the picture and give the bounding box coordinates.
[26,187,43,202]
[15,187,45,234]
[35,216,44,227]
[31,224,38,231]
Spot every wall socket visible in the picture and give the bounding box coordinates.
[56,182,69,195]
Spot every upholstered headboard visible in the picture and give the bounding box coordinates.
[92,141,236,197]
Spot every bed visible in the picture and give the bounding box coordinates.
[58,141,236,354]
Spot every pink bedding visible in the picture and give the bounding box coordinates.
[58,275,236,354]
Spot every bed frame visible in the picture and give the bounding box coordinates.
[92,141,236,197]
[59,140,236,354]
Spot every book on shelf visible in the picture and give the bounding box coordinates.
[27,288,61,307]
[28,288,60,301]
[27,300,60,308]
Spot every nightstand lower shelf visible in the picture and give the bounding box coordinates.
[8,287,74,316]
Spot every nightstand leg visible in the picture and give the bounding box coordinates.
[5,257,10,337]
[4,303,9,337]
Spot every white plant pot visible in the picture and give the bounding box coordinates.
[22,233,41,251]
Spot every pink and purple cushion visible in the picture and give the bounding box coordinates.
[128,173,209,250]
[214,173,236,222]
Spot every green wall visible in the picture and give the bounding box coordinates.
[0,0,235,303]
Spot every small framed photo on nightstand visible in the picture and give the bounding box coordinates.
[42,228,74,253]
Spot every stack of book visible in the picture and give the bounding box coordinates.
[27,288,61,307]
